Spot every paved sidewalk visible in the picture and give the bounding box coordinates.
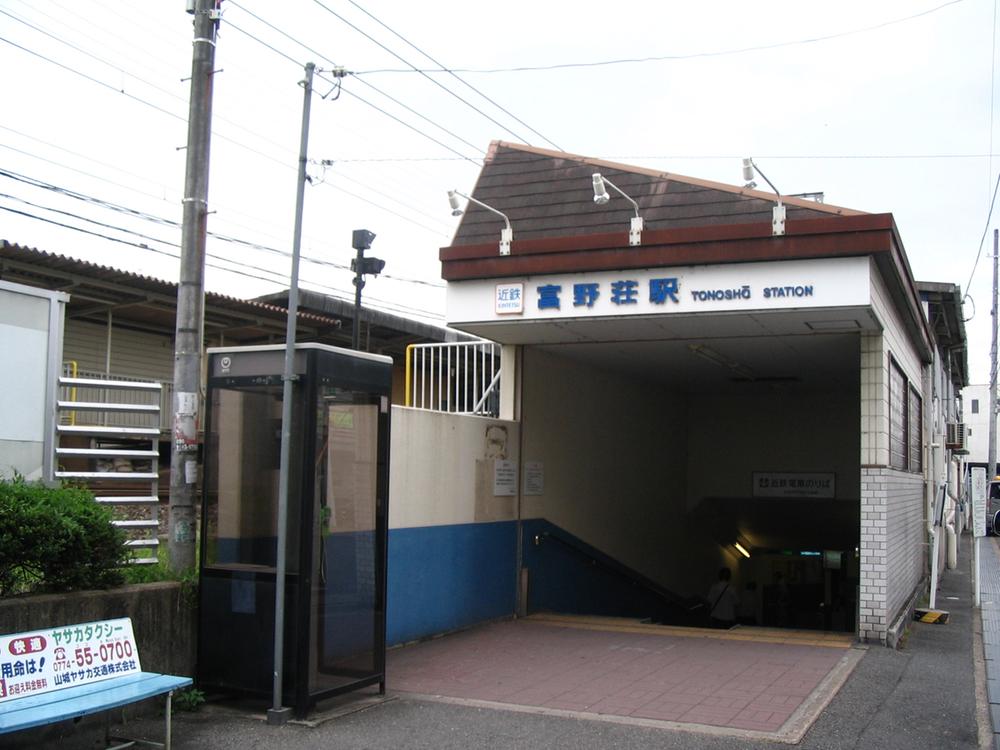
[14,536,986,749]
[979,533,1000,748]
[388,615,857,740]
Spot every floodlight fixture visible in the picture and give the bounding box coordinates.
[448,189,513,256]
[591,173,643,246]
[742,157,785,236]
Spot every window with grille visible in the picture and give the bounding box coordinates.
[889,358,908,471]
[908,385,922,473]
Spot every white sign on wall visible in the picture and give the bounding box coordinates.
[493,459,517,496]
[972,467,987,538]
[524,461,544,495]
[448,256,871,325]
[495,283,524,315]
[752,472,835,499]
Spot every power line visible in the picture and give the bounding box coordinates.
[0,166,445,289]
[963,170,1000,304]
[357,0,966,74]
[1,199,446,319]
[226,3,487,157]
[0,35,186,123]
[1,8,187,107]
[305,0,539,146]
[1,31,455,235]
[346,0,563,151]
[223,17,483,166]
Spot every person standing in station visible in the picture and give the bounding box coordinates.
[707,567,739,629]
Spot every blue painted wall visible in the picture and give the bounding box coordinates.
[387,520,518,645]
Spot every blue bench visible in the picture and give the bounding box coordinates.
[0,620,192,749]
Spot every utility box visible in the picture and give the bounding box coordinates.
[198,343,392,717]
[0,280,68,481]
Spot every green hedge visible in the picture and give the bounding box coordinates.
[0,477,128,597]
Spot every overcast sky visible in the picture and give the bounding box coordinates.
[1,0,997,380]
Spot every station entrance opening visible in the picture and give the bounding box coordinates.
[498,309,865,633]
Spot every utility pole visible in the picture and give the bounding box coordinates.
[268,61,315,726]
[990,229,998,482]
[169,0,220,572]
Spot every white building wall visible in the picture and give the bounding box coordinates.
[388,407,519,529]
[859,469,924,641]
[859,261,929,642]
[962,383,990,466]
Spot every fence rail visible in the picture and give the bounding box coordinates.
[405,342,501,416]
[60,365,172,431]
[55,368,164,564]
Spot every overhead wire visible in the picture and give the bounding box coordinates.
[1,8,188,107]
[223,18,483,166]
[304,0,538,146]
[1,200,446,319]
[356,0,967,74]
[226,3,486,157]
[0,167,444,289]
[0,36,186,124]
[345,0,563,151]
[0,28,457,235]
[962,170,1000,313]
[0,132,452,270]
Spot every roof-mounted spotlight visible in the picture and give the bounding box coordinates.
[591,173,643,246]
[448,189,513,256]
[742,158,785,236]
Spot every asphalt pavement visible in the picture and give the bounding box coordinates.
[13,533,991,750]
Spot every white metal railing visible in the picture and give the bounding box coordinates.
[55,371,163,564]
[60,365,171,431]
[406,342,501,416]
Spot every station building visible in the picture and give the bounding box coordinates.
[389,142,967,645]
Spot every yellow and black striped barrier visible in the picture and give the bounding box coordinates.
[914,608,949,624]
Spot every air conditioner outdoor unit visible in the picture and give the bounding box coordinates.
[946,422,966,451]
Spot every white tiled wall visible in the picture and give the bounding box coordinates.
[859,468,925,642]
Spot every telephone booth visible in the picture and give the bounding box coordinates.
[197,343,392,717]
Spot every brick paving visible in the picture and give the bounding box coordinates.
[387,615,857,738]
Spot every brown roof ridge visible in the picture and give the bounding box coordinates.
[488,141,866,217]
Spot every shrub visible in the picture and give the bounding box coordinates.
[0,477,128,596]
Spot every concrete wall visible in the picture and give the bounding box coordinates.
[387,407,519,644]
[519,347,696,596]
[0,583,195,747]
[0,583,196,678]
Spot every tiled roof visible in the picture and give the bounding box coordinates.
[451,142,863,247]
